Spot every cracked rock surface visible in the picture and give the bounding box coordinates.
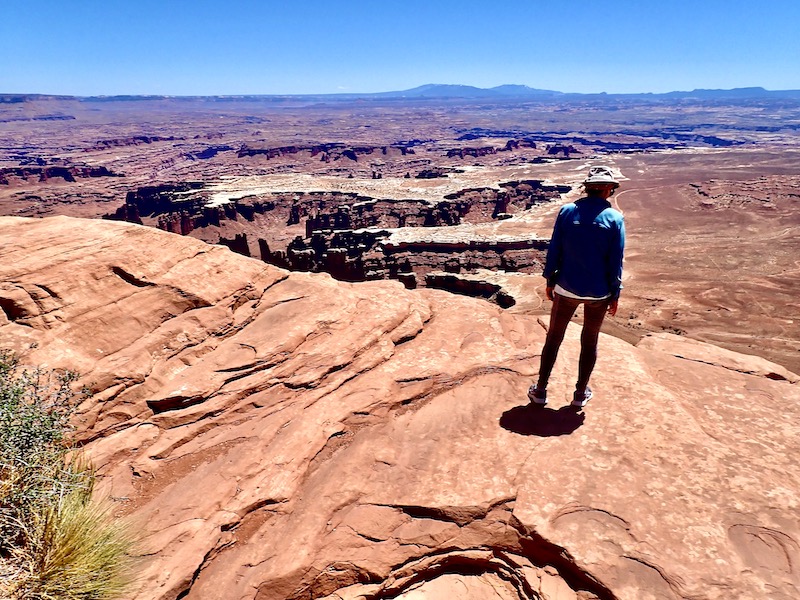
[1,215,799,600]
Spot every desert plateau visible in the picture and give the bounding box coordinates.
[3,91,799,371]
[1,87,800,599]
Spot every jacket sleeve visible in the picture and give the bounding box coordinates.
[542,207,566,287]
[608,216,626,299]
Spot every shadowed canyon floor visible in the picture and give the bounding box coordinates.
[1,217,799,600]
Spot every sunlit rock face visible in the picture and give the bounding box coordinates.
[1,215,799,600]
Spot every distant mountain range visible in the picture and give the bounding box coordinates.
[3,85,800,103]
[372,84,564,98]
[372,84,800,100]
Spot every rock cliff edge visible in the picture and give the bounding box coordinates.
[1,216,798,600]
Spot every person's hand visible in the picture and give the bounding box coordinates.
[546,286,555,301]
[607,298,618,316]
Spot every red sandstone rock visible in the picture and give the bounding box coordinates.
[1,216,799,600]
[637,332,800,383]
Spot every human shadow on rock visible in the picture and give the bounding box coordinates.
[500,404,585,437]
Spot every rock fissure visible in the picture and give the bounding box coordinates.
[223,498,288,532]
[33,282,60,299]
[307,429,350,470]
[111,265,156,288]
[174,538,231,600]
[259,294,310,312]
[278,325,399,397]
[216,359,287,387]
[671,354,795,382]
[393,365,524,414]
[551,504,632,532]
[728,523,800,575]
[384,496,517,528]
[146,393,209,414]
[621,555,691,599]
[389,307,433,347]
[76,417,146,446]
[227,273,291,313]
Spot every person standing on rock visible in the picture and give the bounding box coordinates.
[528,166,625,408]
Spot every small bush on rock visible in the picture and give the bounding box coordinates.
[0,351,136,599]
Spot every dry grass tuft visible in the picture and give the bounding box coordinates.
[13,485,136,600]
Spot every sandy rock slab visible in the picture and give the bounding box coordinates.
[637,332,799,383]
[1,216,800,600]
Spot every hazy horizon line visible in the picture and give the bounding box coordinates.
[4,83,800,99]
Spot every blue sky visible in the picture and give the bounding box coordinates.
[1,0,798,95]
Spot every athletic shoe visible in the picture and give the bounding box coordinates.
[528,385,548,406]
[571,386,593,408]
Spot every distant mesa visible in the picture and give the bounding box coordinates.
[455,127,741,150]
[186,145,235,160]
[236,142,418,162]
[90,135,180,150]
[547,144,581,157]
[414,167,454,179]
[446,146,497,159]
[0,165,122,185]
[0,113,76,123]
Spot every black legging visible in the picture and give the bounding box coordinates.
[537,293,609,391]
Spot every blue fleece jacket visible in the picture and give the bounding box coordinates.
[543,197,625,299]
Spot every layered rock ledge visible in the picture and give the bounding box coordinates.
[104,179,567,292]
[1,216,798,600]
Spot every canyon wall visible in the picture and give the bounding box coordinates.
[105,179,568,298]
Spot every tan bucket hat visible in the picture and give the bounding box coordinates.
[583,165,619,187]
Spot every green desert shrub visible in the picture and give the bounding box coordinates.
[0,351,136,599]
[0,353,85,549]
